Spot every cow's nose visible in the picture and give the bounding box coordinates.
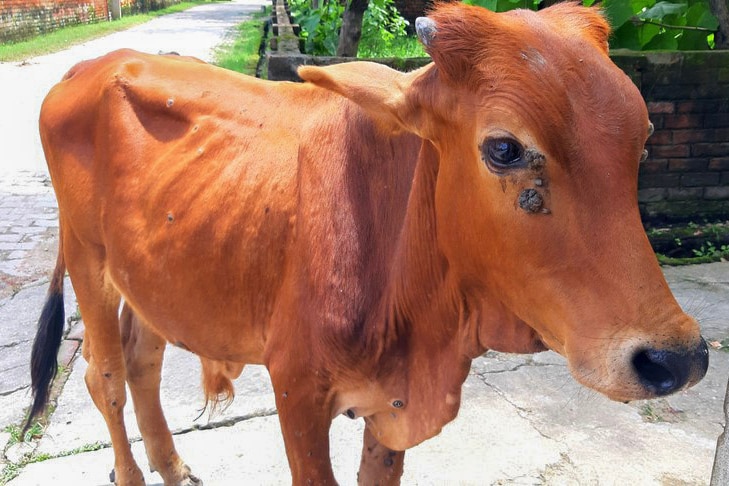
[631,338,709,396]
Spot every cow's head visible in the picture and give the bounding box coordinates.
[299,2,708,402]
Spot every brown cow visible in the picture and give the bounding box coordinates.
[26,3,708,485]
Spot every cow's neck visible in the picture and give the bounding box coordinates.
[352,140,481,449]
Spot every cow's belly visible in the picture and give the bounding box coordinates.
[102,174,296,363]
[106,227,288,363]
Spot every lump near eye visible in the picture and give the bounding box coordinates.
[481,137,525,173]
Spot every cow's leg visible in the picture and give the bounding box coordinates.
[357,426,405,485]
[120,304,201,486]
[268,362,336,484]
[70,247,144,485]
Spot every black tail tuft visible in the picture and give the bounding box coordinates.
[23,289,65,435]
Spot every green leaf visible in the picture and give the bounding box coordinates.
[464,0,499,10]
[639,1,688,21]
[638,22,661,46]
[603,0,638,29]
[299,13,321,37]
[685,2,719,29]
[677,30,712,49]
[611,21,643,50]
[643,31,680,49]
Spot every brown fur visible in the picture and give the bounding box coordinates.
[200,357,243,414]
[27,4,706,485]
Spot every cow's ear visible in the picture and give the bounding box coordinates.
[298,62,425,135]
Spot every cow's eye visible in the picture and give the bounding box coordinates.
[483,138,525,172]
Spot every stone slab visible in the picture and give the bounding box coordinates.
[0,278,77,432]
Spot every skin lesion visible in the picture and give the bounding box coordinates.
[510,148,552,215]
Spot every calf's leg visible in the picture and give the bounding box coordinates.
[68,243,144,486]
[120,304,201,486]
[357,426,405,485]
[268,360,337,484]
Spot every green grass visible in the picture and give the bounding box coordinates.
[0,439,106,485]
[2,423,43,446]
[357,35,429,59]
[213,8,269,75]
[0,1,215,62]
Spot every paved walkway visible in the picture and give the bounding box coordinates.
[0,0,266,479]
[0,1,727,484]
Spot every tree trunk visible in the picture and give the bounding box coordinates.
[336,0,368,57]
[110,0,122,19]
[710,0,729,48]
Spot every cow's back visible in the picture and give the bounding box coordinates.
[42,50,306,361]
[40,49,421,363]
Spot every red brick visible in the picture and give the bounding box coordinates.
[667,158,708,172]
[647,102,675,114]
[639,174,680,189]
[667,187,703,201]
[647,130,672,145]
[704,186,729,200]
[705,114,729,128]
[709,158,729,170]
[638,188,667,203]
[648,115,665,130]
[680,172,720,187]
[639,160,668,174]
[2,0,111,43]
[677,100,729,113]
[650,145,690,158]
[672,130,712,144]
[663,114,703,129]
[692,143,729,157]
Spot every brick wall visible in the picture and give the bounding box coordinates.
[612,51,729,224]
[0,0,181,43]
[1,0,108,43]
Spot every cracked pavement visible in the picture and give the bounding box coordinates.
[5,278,728,484]
[1,0,728,483]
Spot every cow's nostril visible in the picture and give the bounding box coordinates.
[632,349,684,396]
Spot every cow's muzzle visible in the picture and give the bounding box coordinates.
[631,338,709,396]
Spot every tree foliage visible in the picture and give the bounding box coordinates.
[292,0,724,56]
[465,0,720,50]
[290,0,408,56]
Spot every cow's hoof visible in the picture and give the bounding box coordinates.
[108,466,145,485]
[180,474,202,486]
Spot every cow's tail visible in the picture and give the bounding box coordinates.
[23,234,66,435]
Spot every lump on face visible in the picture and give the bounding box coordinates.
[518,188,544,213]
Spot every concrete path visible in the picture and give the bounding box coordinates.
[0,1,728,484]
[3,264,728,485]
[0,0,266,176]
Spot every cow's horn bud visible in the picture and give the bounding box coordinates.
[415,17,437,47]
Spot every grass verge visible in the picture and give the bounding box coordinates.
[648,220,729,265]
[0,441,106,485]
[0,358,74,484]
[357,35,428,59]
[213,8,269,75]
[0,1,214,62]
